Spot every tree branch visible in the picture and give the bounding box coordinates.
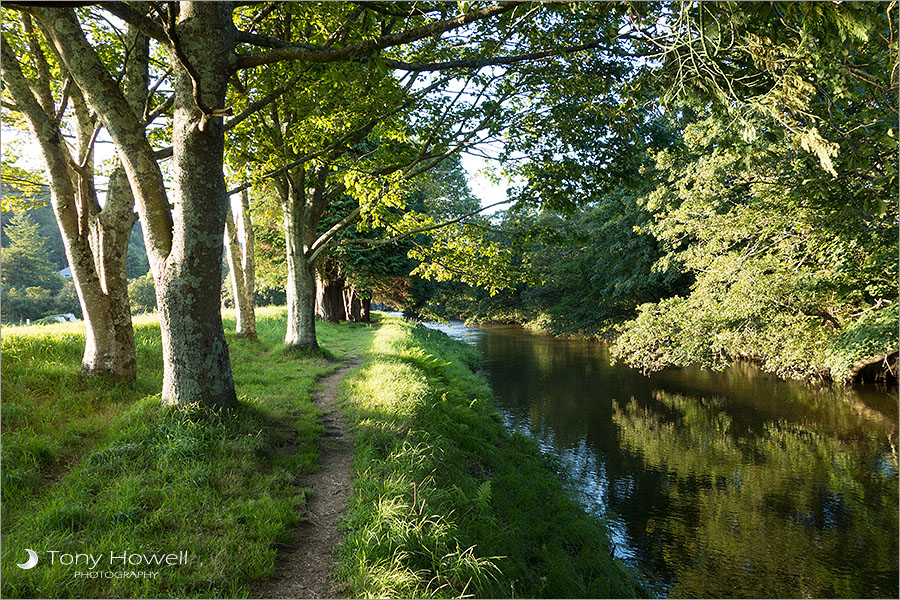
[142,66,172,121]
[308,204,361,263]
[102,1,168,43]
[381,39,608,72]
[223,79,435,196]
[144,92,173,125]
[224,72,305,131]
[234,2,517,70]
[338,200,510,249]
[52,76,73,127]
[21,13,55,113]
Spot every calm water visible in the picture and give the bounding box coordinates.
[420,319,899,598]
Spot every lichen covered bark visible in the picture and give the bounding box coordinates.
[81,165,138,379]
[285,249,319,349]
[1,25,137,380]
[158,2,237,406]
[280,172,319,349]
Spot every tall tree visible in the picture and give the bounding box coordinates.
[224,186,257,339]
[1,15,147,379]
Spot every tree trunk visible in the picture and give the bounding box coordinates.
[0,22,137,381]
[239,187,256,334]
[360,296,371,323]
[316,265,346,322]
[60,165,138,381]
[343,288,362,322]
[285,241,319,349]
[157,3,236,407]
[31,5,238,405]
[281,173,319,349]
[82,165,138,379]
[225,187,257,339]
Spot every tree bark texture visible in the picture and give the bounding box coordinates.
[280,172,319,349]
[316,258,346,323]
[343,288,362,322]
[156,2,237,406]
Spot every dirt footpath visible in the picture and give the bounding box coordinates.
[260,359,361,599]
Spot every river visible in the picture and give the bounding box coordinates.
[418,318,899,598]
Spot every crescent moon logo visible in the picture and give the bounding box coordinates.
[17,549,39,569]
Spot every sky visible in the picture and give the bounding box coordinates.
[460,153,511,215]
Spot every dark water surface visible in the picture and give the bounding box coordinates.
[421,319,899,598]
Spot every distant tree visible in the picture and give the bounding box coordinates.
[128,271,157,315]
[223,186,256,338]
[125,222,150,279]
[0,204,67,271]
[0,212,63,293]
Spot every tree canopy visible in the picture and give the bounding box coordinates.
[0,1,895,389]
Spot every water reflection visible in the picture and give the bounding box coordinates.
[420,320,899,598]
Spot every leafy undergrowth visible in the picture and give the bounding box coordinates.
[336,316,646,598]
[1,307,374,598]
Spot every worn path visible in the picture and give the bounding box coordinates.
[261,359,361,599]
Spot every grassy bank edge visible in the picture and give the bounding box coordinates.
[335,316,649,598]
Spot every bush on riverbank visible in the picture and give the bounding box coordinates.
[337,316,645,598]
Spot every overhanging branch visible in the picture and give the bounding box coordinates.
[381,39,609,72]
[233,2,516,70]
[338,199,510,249]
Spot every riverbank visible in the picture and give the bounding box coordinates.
[336,316,645,597]
[1,310,644,598]
[458,309,899,386]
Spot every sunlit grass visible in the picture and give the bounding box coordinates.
[337,316,646,598]
[1,315,163,511]
[2,310,644,598]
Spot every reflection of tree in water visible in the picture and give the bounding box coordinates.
[612,391,898,599]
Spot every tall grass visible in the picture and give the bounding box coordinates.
[1,308,374,598]
[337,317,646,598]
[2,315,164,513]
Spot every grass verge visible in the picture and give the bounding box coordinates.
[1,307,374,598]
[336,316,646,598]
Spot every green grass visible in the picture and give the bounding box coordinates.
[2,310,645,598]
[1,315,165,512]
[336,316,646,598]
[1,307,374,598]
